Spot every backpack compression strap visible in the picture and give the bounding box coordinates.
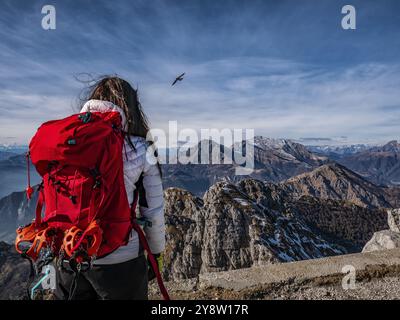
[131,189,170,301]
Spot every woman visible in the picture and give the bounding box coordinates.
[54,76,165,300]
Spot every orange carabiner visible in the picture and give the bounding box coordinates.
[15,223,56,261]
[15,222,46,254]
[83,220,103,257]
[62,226,84,258]
[62,221,103,258]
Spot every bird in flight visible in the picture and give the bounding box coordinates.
[172,73,185,86]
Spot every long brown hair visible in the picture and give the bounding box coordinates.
[81,75,161,174]
[84,76,150,141]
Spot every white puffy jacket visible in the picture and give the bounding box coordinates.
[80,100,165,265]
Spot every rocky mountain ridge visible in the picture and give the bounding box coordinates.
[162,177,388,280]
[338,140,400,187]
[281,163,392,209]
[162,137,329,195]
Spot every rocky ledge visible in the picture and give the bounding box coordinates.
[150,248,400,300]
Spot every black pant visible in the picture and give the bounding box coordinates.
[54,255,148,300]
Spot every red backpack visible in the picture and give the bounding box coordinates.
[15,111,169,300]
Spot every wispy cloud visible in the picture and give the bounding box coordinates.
[0,0,399,144]
[139,59,400,144]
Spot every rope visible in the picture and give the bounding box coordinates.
[132,222,170,300]
[26,152,31,189]
[130,188,170,300]
[30,267,51,300]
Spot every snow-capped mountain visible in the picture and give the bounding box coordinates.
[162,137,329,195]
[0,144,28,154]
[251,136,328,164]
[306,144,374,160]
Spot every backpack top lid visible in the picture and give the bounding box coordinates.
[29,111,123,176]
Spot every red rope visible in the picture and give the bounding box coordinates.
[130,191,170,300]
[25,152,34,200]
[132,222,170,300]
[26,152,31,188]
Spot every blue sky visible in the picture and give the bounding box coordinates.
[0,0,399,145]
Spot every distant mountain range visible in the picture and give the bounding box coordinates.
[306,140,400,187]
[0,151,18,161]
[162,137,329,195]
[163,138,400,195]
[0,144,27,153]
[307,144,374,160]
[338,141,400,187]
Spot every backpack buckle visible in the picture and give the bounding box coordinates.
[136,217,152,228]
[78,112,92,124]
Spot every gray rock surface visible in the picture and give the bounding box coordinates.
[281,163,391,209]
[388,209,400,233]
[362,208,400,253]
[162,176,388,281]
[0,241,30,299]
[362,230,400,253]
[0,188,38,243]
[163,179,347,281]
